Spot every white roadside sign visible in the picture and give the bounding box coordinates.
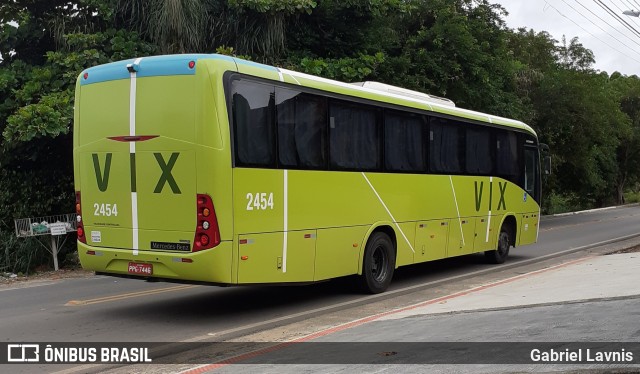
[49,222,67,236]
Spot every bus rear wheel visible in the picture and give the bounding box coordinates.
[485,225,511,264]
[358,232,395,294]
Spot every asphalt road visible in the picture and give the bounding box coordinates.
[213,298,640,373]
[1,205,640,372]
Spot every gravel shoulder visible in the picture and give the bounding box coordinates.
[0,267,94,288]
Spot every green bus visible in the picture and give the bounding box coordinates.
[74,54,542,293]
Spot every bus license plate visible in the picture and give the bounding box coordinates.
[128,262,153,275]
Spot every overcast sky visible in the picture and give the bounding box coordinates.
[494,0,640,75]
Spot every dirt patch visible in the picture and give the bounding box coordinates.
[607,244,640,254]
[0,267,94,287]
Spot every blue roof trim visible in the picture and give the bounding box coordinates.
[80,59,134,86]
[79,54,240,86]
[136,55,197,78]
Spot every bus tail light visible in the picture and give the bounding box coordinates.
[194,194,220,251]
[76,192,87,244]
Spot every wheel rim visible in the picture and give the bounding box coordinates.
[498,232,509,256]
[371,244,388,283]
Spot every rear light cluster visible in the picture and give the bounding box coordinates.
[194,194,220,251]
[75,192,87,244]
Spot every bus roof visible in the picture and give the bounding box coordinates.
[79,53,537,137]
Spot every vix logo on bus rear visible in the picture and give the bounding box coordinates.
[92,153,181,194]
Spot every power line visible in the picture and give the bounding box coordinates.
[630,0,640,10]
[543,1,640,65]
[613,0,640,27]
[594,0,640,38]
[607,0,640,32]
[620,0,637,11]
[572,0,640,51]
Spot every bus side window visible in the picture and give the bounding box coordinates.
[430,118,462,174]
[384,110,426,172]
[232,80,275,167]
[466,127,493,175]
[496,131,519,184]
[329,100,380,171]
[276,88,327,169]
[524,147,538,197]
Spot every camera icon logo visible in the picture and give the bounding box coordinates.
[7,344,40,362]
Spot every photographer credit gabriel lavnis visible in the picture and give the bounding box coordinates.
[530,348,634,363]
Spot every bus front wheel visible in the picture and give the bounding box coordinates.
[358,232,396,294]
[485,225,511,264]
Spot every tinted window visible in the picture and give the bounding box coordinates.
[276,88,327,169]
[384,111,425,172]
[466,127,493,174]
[329,100,380,170]
[524,147,538,196]
[232,80,275,167]
[430,118,463,173]
[496,131,520,182]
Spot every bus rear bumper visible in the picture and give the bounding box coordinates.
[78,241,233,284]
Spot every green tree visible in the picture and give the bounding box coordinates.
[116,0,207,54]
[0,1,155,271]
[528,69,626,208]
[557,36,595,72]
[608,73,640,203]
[118,0,316,59]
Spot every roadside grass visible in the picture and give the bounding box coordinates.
[624,191,640,204]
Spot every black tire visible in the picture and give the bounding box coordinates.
[485,225,511,264]
[358,232,396,294]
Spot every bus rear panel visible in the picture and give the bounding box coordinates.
[74,55,236,283]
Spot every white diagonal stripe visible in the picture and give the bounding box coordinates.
[362,173,415,253]
[449,176,465,247]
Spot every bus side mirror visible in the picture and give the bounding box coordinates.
[544,156,551,175]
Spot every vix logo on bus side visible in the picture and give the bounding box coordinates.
[474,180,507,212]
[92,153,181,194]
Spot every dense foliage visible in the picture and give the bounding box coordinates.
[1,0,639,271]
